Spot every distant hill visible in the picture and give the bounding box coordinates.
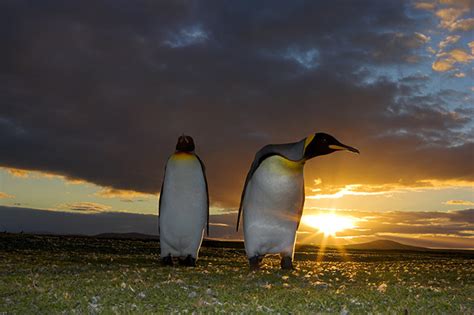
[94,232,159,240]
[202,238,244,249]
[93,234,425,251]
[344,239,427,251]
[93,233,245,248]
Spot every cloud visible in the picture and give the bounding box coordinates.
[304,179,474,202]
[453,72,466,78]
[439,0,471,8]
[299,208,474,248]
[58,202,111,212]
[0,192,14,199]
[438,35,461,50]
[5,168,29,178]
[469,41,474,54]
[163,25,209,48]
[0,0,472,208]
[307,184,389,200]
[435,7,470,30]
[95,188,154,201]
[2,167,87,184]
[447,17,474,31]
[432,48,474,71]
[444,199,474,206]
[414,2,436,11]
[419,0,474,75]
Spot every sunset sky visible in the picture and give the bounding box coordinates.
[0,0,473,249]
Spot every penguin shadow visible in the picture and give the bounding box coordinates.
[248,254,298,272]
[160,254,197,267]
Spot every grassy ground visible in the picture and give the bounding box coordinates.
[0,233,473,314]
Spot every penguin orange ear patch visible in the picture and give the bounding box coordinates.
[329,144,345,150]
[304,134,315,150]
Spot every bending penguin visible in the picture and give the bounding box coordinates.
[237,132,359,270]
[158,135,209,267]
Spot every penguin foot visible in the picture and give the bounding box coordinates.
[280,256,293,270]
[161,254,174,266]
[249,256,261,270]
[179,255,196,267]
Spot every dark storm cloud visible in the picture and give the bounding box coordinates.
[0,0,472,207]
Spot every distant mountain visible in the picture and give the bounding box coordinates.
[202,238,244,249]
[344,239,427,251]
[92,234,425,251]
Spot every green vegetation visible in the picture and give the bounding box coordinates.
[0,233,473,314]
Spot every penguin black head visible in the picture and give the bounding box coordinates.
[303,132,359,159]
[176,135,195,152]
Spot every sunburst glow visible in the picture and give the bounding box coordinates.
[303,214,357,236]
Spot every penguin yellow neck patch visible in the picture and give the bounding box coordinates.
[265,155,304,175]
[171,152,196,161]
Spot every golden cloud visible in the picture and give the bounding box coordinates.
[469,41,474,54]
[444,199,474,206]
[2,167,87,185]
[295,208,474,248]
[416,0,474,75]
[432,48,474,71]
[0,192,14,199]
[307,187,386,200]
[5,168,29,178]
[426,46,437,54]
[448,48,474,61]
[436,7,469,29]
[432,59,455,71]
[448,17,474,31]
[453,72,466,77]
[95,187,154,200]
[414,2,436,11]
[433,0,473,31]
[57,202,111,212]
[438,35,460,50]
[439,0,472,9]
[305,179,474,201]
[414,32,431,44]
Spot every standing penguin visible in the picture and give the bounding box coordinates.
[159,135,209,266]
[237,133,359,270]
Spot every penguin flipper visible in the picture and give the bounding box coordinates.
[196,154,210,236]
[158,163,168,235]
[236,150,279,231]
[296,187,305,229]
[236,155,261,231]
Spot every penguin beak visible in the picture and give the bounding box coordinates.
[329,143,360,154]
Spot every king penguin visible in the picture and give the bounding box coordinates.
[158,135,209,267]
[236,132,359,270]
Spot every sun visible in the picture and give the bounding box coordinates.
[302,213,356,236]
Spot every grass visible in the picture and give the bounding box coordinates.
[0,233,473,314]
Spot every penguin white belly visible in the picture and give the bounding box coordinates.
[243,155,304,258]
[159,153,207,259]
